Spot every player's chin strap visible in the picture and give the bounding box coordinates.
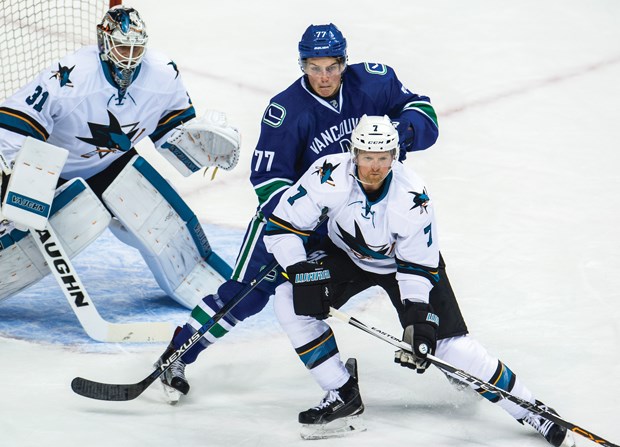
[2,137,174,342]
[328,307,619,447]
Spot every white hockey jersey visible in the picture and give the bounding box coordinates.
[264,153,440,303]
[0,46,195,179]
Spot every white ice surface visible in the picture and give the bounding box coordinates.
[2,1,620,446]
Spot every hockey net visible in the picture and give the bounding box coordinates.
[0,0,120,102]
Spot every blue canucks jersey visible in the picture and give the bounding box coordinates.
[251,62,439,219]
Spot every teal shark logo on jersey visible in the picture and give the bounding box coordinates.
[409,188,429,214]
[50,64,75,87]
[168,61,179,79]
[336,220,394,260]
[312,160,340,186]
[76,110,141,158]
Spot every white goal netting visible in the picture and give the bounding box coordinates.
[0,0,117,102]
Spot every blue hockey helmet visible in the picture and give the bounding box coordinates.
[298,23,347,61]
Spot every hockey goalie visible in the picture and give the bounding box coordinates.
[0,6,240,320]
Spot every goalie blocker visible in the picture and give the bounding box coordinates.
[1,137,68,230]
[0,138,110,300]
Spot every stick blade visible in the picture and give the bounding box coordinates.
[71,376,151,401]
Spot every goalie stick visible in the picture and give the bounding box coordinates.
[328,307,619,447]
[31,225,174,343]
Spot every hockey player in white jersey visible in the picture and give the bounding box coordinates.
[264,115,575,446]
[0,6,240,310]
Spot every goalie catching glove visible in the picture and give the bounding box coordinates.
[286,260,332,320]
[394,301,439,374]
[159,109,241,177]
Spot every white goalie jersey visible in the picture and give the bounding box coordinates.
[264,153,441,303]
[0,45,195,180]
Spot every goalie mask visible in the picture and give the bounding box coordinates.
[298,23,347,73]
[97,5,148,90]
[350,115,400,185]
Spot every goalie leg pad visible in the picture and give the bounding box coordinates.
[102,155,232,309]
[0,178,111,300]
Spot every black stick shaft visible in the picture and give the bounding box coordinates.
[71,259,280,401]
[329,307,619,447]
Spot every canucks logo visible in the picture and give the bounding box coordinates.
[336,220,394,260]
[312,160,340,186]
[50,64,75,88]
[409,188,430,214]
[262,102,286,128]
[77,110,142,159]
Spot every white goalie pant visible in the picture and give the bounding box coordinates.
[274,281,535,421]
[0,178,111,301]
[102,155,231,309]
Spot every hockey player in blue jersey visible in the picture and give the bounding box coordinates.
[0,6,240,310]
[153,23,442,399]
[264,115,575,445]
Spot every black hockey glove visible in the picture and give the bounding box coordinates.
[286,260,332,320]
[394,301,439,374]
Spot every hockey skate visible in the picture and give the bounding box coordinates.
[299,358,366,440]
[154,338,190,405]
[519,400,576,447]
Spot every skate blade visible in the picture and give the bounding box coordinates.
[560,432,577,447]
[159,381,182,405]
[300,415,366,440]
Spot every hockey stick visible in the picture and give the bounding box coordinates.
[71,257,280,401]
[71,212,329,401]
[31,226,174,343]
[329,307,619,447]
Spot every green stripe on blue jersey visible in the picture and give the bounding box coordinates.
[254,178,293,206]
[231,215,264,281]
[402,101,438,128]
[190,306,228,338]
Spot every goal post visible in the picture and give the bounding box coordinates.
[0,0,120,102]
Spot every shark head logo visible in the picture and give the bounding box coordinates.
[167,61,179,79]
[50,64,75,87]
[336,220,394,260]
[312,159,340,186]
[76,110,141,158]
[409,188,430,214]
